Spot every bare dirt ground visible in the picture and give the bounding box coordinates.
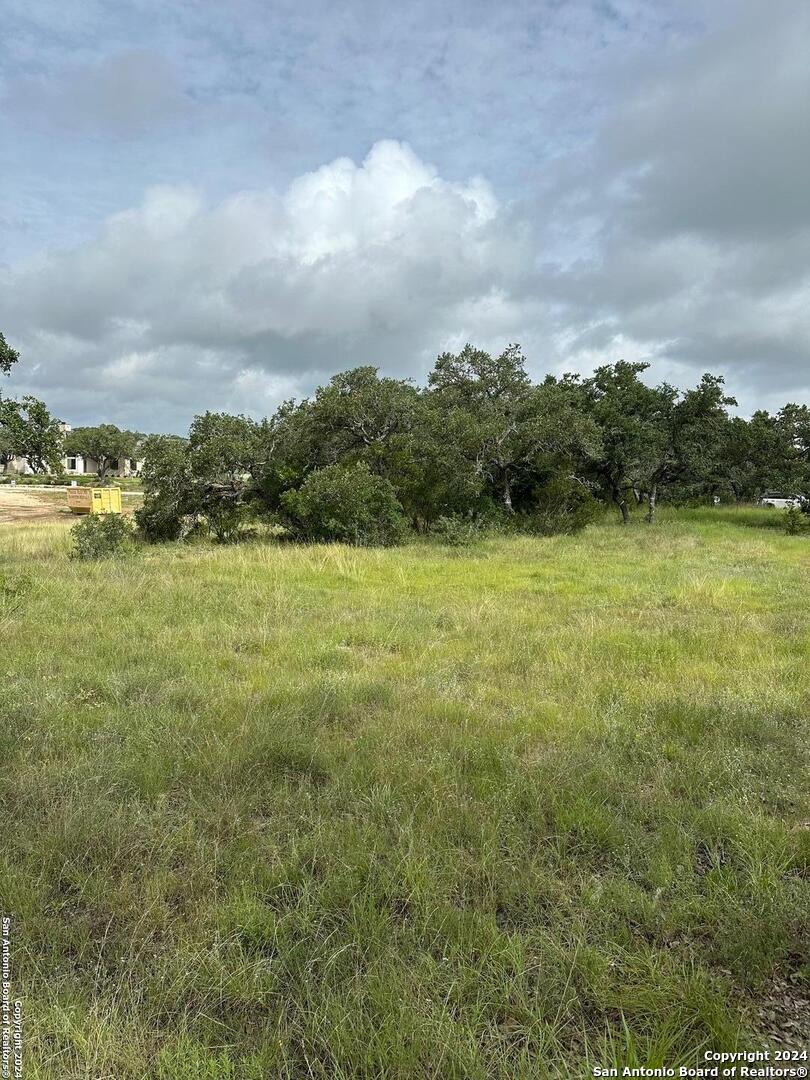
[0,487,72,525]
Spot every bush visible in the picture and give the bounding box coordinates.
[515,477,603,536]
[429,514,483,548]
[281,463,407,546]
[197,483,259,543]
[783,504,809,536]
[135,497,187,542]
[70,513,137,560]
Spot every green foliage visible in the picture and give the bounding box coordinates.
[581,360,664,522]
[514,475,604,535]
[136,435,194,541]
[0,397,26,471]
[70,512,137,560]
[4,395,64,473]
[783,504,808,536]
[0,330,20,375]
[187,412,263,480]
[281,462,407,545]
[186,414,269,542]
[1,395,63,474]
[133,348,808,542]
[428,513,484,547]
[428,345,600,514]
[64,423,143,480]
[203,499,256,544]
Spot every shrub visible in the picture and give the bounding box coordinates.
[783,504,808,536]
[515,477,603,536]
[281,462,407,546]
[429,514,483,548]
[70,513,137,560]
[193,480,262,543]
[135,498,187,542]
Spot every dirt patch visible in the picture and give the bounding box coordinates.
[0,487,73,525]
[753,973,810,1053]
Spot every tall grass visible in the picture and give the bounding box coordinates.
[1,508,808,1077]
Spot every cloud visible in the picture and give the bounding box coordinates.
[540,0,810,409]
[599,2,810,241]
[0,141,540,429]
[1,0,808,430]
[2,50,188,136]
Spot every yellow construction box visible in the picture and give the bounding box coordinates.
[67,487,123,515]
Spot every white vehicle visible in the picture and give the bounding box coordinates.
[759,492,801,509]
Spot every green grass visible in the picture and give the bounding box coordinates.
[1,508,808,1078]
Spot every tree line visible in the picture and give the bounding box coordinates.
[135,345,810,543]
[2,332,809,542]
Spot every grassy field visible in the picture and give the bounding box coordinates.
[1,508,808,1078]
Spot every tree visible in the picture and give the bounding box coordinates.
[711,408,807,502]
[64,424,143,481]
[774,403,810,496]
[582,361,664,523]
[0,399,25,472]
[303,367,421,470]
[12,397,63,474]
[427,345,600,516]
[0,332,20,377]
[136,435,194,541]
[140,414,276,542]
[186,413,267,540]
[642,374,736,521]
[391,396,486,527]
[428,344,531,512]
[132,349,795,543]
[187,412,264,481]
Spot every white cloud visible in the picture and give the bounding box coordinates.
[0,141,537,429]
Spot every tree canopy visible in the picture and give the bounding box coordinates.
[132,345,810,544]
[0,332,20,377]
[64,424,144,481]
[0,396,63,474]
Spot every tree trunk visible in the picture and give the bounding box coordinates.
[646,484,657,524]
[502,473,514,512]
[613,490,630,524]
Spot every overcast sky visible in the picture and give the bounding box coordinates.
[1,0,808,432]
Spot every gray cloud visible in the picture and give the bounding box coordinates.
[3,50,188,136]
[540,0,810,408]
[600,2,810,241]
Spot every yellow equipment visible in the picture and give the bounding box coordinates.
[67,487,123,515]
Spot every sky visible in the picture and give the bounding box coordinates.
[1,0,808,432]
